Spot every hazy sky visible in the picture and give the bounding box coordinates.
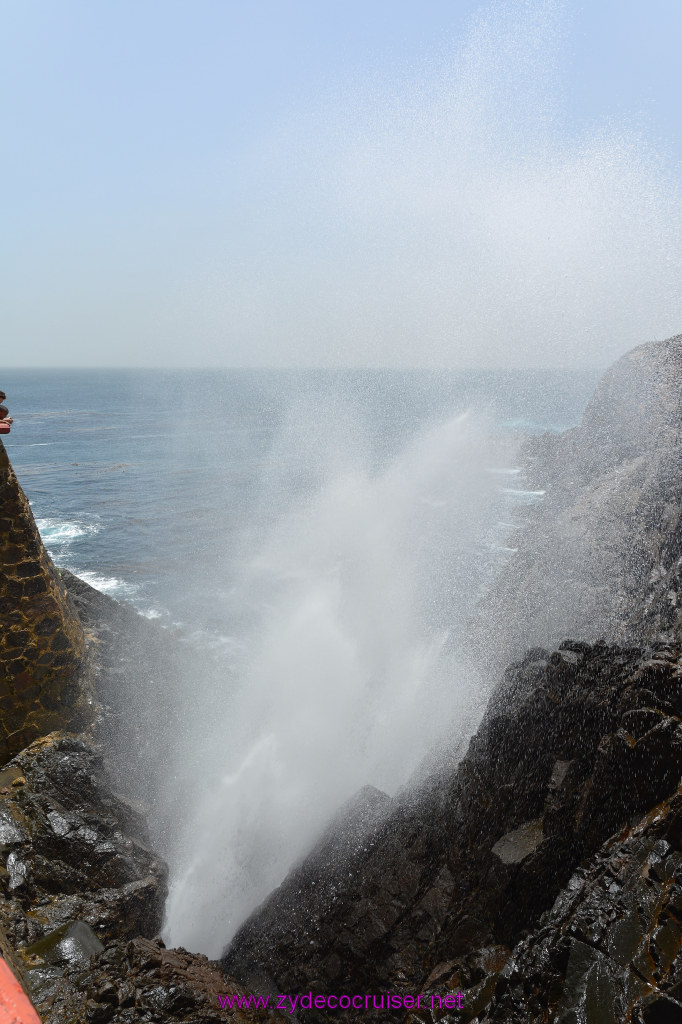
[3,0,682,369]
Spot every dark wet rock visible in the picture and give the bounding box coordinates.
[446,787,682,1022]
[31,936,288,1024]
[223,640,682,1020]
[0,731,167,955]
[59,570,185,802]
[22,919,105,972]
[491,818,543,865]
[59,569,221,858]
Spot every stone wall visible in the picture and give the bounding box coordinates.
[0,439,88,761]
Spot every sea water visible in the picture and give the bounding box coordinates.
[4,367,597,631]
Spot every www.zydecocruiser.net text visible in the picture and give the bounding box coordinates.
[218,991,465,1013]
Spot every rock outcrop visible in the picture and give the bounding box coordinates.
[223,639,682,1019]
[476,335,682,668]
[57,570,187,817]
[468,786,682,1023]
[0,439,91,761]
[0,732,167,951]
[220,336,682,1023]
[32,935,287,1024]
[0,732,166,1012]
[58,568,222,860]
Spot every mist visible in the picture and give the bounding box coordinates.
[212,2,682,370]
[163,408,507,955]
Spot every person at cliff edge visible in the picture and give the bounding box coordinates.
[0,391,13,433]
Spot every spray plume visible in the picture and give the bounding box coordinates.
[162,0,682,954]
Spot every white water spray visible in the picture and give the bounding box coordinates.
[205,1,682,369]
[164,412,503,955]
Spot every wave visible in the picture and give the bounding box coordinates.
[36,517,101,545]
[502,488,546,504]
[70,570,140,601]
[141,607,164,621]
[35,517,167,617]
[174,626,244,656]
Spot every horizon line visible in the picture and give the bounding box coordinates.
[0,363,607,373]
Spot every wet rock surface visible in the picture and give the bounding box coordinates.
[0,731,167,960]
[32,936,287,1024]
[0,728,285,1023]
[476,335,682,668]
[59,570,187,811]
[447,787,682,1023]
[224,640,682,1021]
[60,568,221,853]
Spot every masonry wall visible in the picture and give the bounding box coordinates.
[0,439,87,761]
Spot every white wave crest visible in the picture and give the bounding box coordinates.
[36,518,100,545]
[72,570,140,600]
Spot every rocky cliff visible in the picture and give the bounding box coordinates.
[476,336,682,668]
[223,640,682,1021]
[221,335,682,1023]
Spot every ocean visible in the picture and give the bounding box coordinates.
[4,367,598,630]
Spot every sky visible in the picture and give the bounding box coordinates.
[2,0,682,369]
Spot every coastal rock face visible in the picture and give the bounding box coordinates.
[58,569,186,813]
[0,733,279,1024]
[0,728,169,1014]
[58,569,218,852]
[477,335,682,667]
[0,439,89,760]
[224,639,682,1020]
[0,731,167,955]
[469,786,682,1023]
